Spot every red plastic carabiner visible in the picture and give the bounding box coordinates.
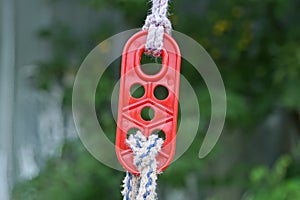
[116,30,181,175]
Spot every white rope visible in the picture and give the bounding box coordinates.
[143,0,172,57]
[122,131,164,200]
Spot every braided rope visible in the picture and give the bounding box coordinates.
[143,0,172,57]
[122,131,164,200]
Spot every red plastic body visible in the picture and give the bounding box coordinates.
[116,30,181,175]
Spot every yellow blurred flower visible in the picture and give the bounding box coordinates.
[213,20,229,36]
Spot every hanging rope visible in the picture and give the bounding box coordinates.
[143,0,172,57]
[122,131,164,200]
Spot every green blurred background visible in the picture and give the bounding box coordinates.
[1,0,300,199]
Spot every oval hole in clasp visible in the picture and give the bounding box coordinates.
[134,46,169,82]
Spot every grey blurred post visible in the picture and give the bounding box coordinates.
[0,0,15,199]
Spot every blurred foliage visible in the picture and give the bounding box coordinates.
[13,0,300,199]
[245,155,300,200]
[13,141,123,200]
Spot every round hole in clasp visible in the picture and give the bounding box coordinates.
[130,83,145,99]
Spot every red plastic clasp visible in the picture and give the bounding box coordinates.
[116,30,181,175]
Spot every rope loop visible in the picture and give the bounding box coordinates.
[122,131,164,200]
[143,0,172,57]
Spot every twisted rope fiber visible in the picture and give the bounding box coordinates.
[143,0,172,57]
[122,131,164,200]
